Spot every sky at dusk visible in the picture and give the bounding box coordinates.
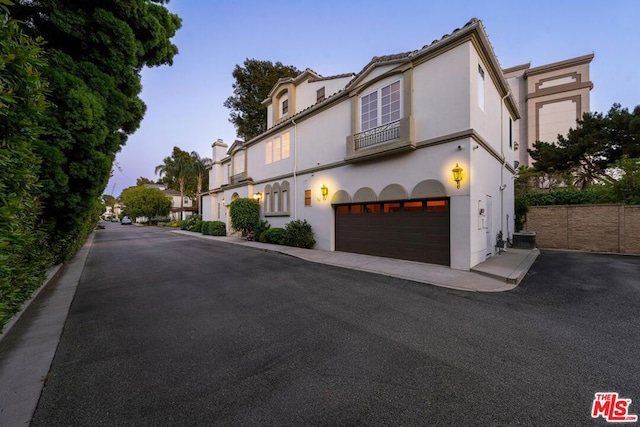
[107,0,639,196]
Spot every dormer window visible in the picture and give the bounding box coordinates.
[317,87,325,102]
[282,99,289,115]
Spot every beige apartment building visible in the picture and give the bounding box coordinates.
[503,53,594,168]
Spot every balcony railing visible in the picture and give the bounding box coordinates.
[230,171,247,184]
[354,120,401,150]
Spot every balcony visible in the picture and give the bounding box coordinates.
[355,120,400,149]
[345,116,414,163]
[230,171,248,185]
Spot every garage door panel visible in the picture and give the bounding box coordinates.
[335,199,450,266]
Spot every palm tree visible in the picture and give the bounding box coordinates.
[155,147,191,220]
[190,151,212,215]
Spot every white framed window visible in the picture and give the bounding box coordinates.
[361,91,378,131]
[478,65,485,112]
[281,132,290,159]
[264,181,290,216]
[360,80,401,131]
[381,81,401,124]
[264,132,290,165]
[273,137,281,162]
[265,141,272,164]
[264,185,272,212]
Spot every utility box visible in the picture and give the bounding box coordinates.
[513,231,537,249]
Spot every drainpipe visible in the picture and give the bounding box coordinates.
[292,118,298,220]
[499,91,511,241]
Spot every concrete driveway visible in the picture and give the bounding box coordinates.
[2,223,638,426]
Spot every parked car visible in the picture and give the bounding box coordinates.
[111,217,119,222]
[121,217,132,225]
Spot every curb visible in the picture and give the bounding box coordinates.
[169,229,517,293]
[507,248,540,284]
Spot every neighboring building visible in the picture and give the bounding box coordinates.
[503,53,594,168]
[145,184,196,221]
[202,18,519,271]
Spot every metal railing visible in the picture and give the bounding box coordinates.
[354,120,401,150]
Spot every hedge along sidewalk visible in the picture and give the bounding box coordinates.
[0,232,95,426]
[1,264,62,338]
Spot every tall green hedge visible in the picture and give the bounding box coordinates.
[0,3,52,331]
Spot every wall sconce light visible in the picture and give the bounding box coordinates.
[452,163,463,189]
[253,192,261,202]
[222,198,225,205]
[320,184,329,200]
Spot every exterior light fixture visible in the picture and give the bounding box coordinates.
[452,163,463,189]
[253,192,261,202]
[222,198,225,205]
[320,185,329,200]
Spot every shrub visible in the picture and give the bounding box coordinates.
[178,220,189,230]
[522,188,599,206]
[229,198,260,236]
[210,221,226,236]
[201,221,212,235]
[264,228,286,245]
[193,220,204,233]
[284,220,315,249]
[0,7,53,331]
[245,219,269,241]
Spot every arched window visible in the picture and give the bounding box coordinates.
[272,183,281,213]
[281,181,290,213]
[264,185,272,213]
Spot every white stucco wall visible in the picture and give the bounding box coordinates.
[247,128,295,182]
[413,43,471,141]
[201,194,213,220]
[295,101,351,170]
[356,64,399,89]
[295,77,351,113]
[207,34,515,271]
[250,139,472,268]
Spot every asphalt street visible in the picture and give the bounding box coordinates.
[29,222,640,426]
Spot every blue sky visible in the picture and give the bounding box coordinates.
[107,0,639,196]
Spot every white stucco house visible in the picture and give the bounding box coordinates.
[145,184,196,221]
[201,18,519,271]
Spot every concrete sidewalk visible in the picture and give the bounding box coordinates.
[0,233,94,426]
[171,230,539,292]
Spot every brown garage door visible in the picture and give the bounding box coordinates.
[335,199,450,266]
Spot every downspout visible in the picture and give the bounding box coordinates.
[292,118,298,220]
[499,91,510,240]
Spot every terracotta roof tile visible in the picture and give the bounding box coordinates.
[308,72,355,82]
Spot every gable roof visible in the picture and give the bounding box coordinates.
[248,17,519,145]
[226,139,245,155]
[265,68,322,100]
